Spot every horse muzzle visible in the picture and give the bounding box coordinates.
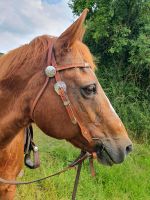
[94,137,133,166]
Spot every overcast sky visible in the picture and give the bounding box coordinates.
[0,0,74,53]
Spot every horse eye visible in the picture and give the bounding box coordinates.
[80,84,97,98]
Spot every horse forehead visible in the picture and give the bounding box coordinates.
[55,41,93,66]
[59,50,85,66]
[63,68,96,84]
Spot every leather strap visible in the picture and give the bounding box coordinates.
[72,162,82,200]
[89,157,95,177]
[24,125,40,169]
[56,64,89,71]
[0,151,91,185]
[54,71,77,124]
[30,38,55,120]
[30,77,49,120]
[0,151,96,200]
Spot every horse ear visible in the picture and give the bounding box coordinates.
[55,8,88,50]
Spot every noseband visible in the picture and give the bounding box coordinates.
[31,39,93,143]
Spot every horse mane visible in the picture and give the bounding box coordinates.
[0,35,50,79]
[0,35,95,80]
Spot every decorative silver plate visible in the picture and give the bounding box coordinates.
[45,66,56,77]
[54,81,67,95]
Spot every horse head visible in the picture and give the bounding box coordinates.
[32,9,132,166]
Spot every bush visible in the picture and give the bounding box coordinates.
[96,65,150,142]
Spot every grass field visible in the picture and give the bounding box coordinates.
[15,126,150,200]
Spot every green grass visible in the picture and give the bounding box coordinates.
[15,126,150,200]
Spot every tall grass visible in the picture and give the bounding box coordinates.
[15,126,150,200]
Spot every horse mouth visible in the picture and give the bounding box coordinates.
[95,145,116,166]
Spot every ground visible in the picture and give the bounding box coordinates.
[15,126,150,200]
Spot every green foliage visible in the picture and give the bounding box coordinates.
[69,0,150,139]
[16,127,150,200]
[96,66,150,141]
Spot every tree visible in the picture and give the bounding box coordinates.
[69,0,150,90]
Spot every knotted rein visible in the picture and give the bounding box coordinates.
[0,38,97,200]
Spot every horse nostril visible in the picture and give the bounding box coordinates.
[126,144,133,154]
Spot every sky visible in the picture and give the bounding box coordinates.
[0,0,74,53]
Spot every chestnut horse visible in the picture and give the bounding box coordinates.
[0,9,132,199]
[0,130,24,199]
[0,52,25,200]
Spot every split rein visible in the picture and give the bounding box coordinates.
[0,151,96,200]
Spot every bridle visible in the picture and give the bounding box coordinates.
[0,38,97,200]
[31,38,94,143]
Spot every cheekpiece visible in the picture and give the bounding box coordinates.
[45,65,56,77]
[54,81,67,95]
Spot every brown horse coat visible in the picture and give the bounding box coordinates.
[0,130,24,200]
[0,9,132,199]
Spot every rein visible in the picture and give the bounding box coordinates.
[0,151,95,200]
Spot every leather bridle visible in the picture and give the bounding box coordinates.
[0,39,97,200]
[31,38,93,143]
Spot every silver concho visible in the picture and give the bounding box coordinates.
[54,81,67,95]
[45,66,56,77]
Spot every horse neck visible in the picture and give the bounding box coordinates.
[0,50,47,148]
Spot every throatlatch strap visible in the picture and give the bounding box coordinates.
[24,125,40,169]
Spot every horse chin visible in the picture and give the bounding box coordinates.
[97,154,114,166]
[96,148,115,166]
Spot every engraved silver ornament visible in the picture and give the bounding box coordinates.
[54,81,67,95]
[45,66,56,77]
